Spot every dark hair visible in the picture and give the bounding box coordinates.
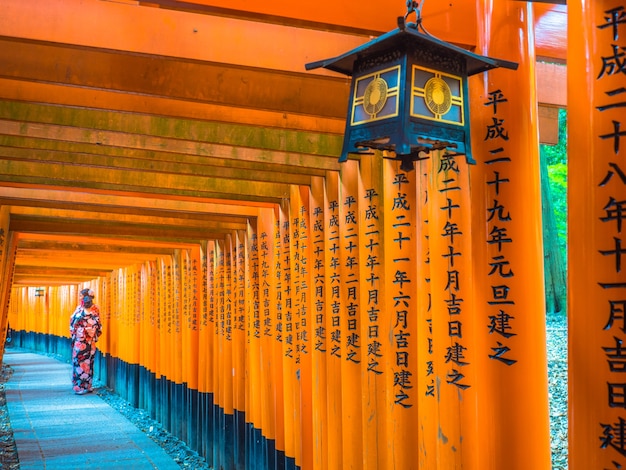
[83,296,93,308]
[80,288,95,298]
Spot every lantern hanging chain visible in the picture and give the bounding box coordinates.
[403,0,437,37]
[404,1,423,26]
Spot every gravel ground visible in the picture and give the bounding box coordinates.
[1,318,568,469]
[0,362,18,470]
[547,315,568,470]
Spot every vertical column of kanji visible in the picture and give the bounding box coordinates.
[338,159,364,470]
[212,241,225,468]
[233,230,247,468]
[414,157,436,466]
[223,235,237,468]
[357,154,388,470]
[112,273,121,368]
[470,2,551,468]
[282,194,302,466]
[310,176,329,470]
[322,170,343,469]
[24,288,34,335]
[568,1,626,467]
[134,265,145,411]
[382,159,421,469]
[198,245,208,409]
[130,266,141,404]
[146,261,158,418]
[188,247,202,450]
[138,263,149,409]
[135,266,143,404]
[162,256,176,431]
[179,253,190,442]
[246,220,263,467]
[279,199,299,467]
[258,207,279,467]
[0,207,15,360]
[214,239,228,468]
[165,261,176,413]
[424,147,474,467]
[293,184,314,470]
[36,285,48,338]
[132,265,143,406]
[100,279,110,358]
[171,252,181,430]
[171,251,185,438]
[114,269,125,389]
[48,286,56,338]
[154,260,165,402]
[200,241,215,463]
[157,258,169,427]
[127,267,136,370]
[206,241,218,467]
[180,250,194,392]
[272,206,288,466]
[151,259,164,418]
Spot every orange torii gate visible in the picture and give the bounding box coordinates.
[1,0,623,468]
[569,1,626,468]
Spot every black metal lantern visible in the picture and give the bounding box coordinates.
[306,4,517,170]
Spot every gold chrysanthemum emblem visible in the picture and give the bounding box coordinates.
[424,76,452,116]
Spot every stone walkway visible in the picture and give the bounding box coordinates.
[2,349,181,469]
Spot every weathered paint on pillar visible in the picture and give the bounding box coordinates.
[568,1,626,467]
[470,2,551,468]
[427,149,478,468]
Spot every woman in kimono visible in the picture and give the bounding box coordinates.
[69,288,102,394]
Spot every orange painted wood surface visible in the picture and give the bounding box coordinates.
[1,0,568,469]
[568,1,626,467]
[470,2,552,468]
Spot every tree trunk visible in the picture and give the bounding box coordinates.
[540,149,567,314]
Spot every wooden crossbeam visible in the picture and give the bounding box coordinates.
[0,0,567,291]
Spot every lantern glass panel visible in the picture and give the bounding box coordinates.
[410,65,464,126]
[350,65,401,126]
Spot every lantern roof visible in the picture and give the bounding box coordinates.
[305,21,518,76]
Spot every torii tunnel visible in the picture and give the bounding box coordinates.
[0,0,623,468]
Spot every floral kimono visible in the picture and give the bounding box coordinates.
[70,304,102,394]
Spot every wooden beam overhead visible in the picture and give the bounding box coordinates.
[0,0,567,289]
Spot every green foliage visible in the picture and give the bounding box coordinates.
[541,108,568,266]
[547,162,567,257]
